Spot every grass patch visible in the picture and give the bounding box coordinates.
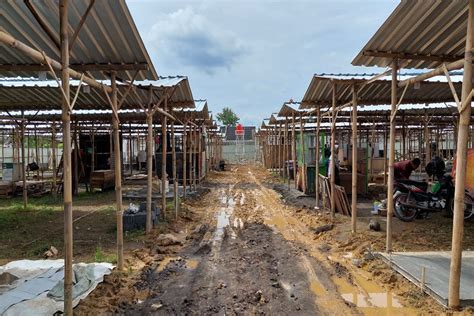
[93,245,117,264]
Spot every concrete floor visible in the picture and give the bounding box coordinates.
[379,251,474,307]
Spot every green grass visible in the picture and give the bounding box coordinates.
[93,245,117,264]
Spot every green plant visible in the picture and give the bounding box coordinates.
[216,107,239,126]
[93,245,117,264]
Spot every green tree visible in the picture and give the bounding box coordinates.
[216,107,240,126]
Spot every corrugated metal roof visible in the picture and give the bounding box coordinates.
[173,100,210,121]
[1,0,157,80]
[0,76,194,110]
[277,102,315,117]
[299,75,462,109]
[352,0,468,69]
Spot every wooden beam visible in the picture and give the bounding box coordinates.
[398,59,465,88]
[24,0,60,49]
[0,31,112,93]
[69,0,95,52]
[0,62,149,72]
[362,50,461,63]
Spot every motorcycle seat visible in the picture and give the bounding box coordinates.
[396,179,428,192]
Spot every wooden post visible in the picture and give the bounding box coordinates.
[383,121,388,185]
[110,73,124,270]
[285,118,290,189]
[351,85,358,233]
[291,114,297,188]
[171,122,178,219]
[146,113,153,233]
[129,123,133,175]
[330,83,337,219]
[161,99,168,219]
[34,125,39,179]
[91,125,95,173]
[386,59,398,252]
[300,114,306,193]
[52,121,57,197]
[183,122,187,198]
[73,122,79,196]
[189,125,194,191]
[192,125,197,189]
[449,0,474,307]
[21,116,27,208]
[278,123,282,176]
[198,125,202,181]
[59,0,73,313]
[315,108,321,208]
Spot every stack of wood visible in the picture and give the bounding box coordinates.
[0,181,14,198]
[90,170,115,191]
[318,175,351,216]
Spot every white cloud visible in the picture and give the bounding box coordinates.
[146,7,246,75]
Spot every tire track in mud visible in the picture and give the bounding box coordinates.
[117,165,362,315]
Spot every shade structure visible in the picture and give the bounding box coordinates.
[1,0,157,80]
[0,76,195,111]
[352,0,468,69]
[299,75,463,108]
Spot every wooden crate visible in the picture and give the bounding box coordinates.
[90,170,115,191]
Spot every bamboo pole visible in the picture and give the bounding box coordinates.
[21,116,27,208]
[183,122,187,198]
[192,125,197,189]
[52,121,57,197]
[351,85,358,233]
[171,122,178,219]
[189,125,193,191]
[161,99,168,219]
[129,123,133,175]
[73,122,78,196]
[34,125,39,179]
[285,118,290,189]
[383,124,388,186]
[300,114,306,193]
[145,113,153,233]
[330,83,337,219]
[60,0,73,313]
[91,125,95,173]
[315,108,321,208]
[198,126,202,181]
[449,0,474,307]
[111,73,124,270]
[386,59,398,252]
[278,123,282,176]
[291,114,297,187]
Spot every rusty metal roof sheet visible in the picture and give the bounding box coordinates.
[352,0,468,69]
[1,0,157,80]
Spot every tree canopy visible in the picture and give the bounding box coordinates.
[216,107,240,126]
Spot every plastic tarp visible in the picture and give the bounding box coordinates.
[0,259,113,315]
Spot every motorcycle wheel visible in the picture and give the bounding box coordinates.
[394,193,417,222]
[448,194,474,221]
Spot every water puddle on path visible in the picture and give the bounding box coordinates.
[212,189,237,245]
[331,274,417,315]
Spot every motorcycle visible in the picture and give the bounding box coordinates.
[393,176,474,222]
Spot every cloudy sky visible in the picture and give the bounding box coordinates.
[128,0,399,126]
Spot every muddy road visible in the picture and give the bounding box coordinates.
[78,164,421,315]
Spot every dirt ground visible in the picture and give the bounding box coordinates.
[2,165,474,314]
[72,164,474,315]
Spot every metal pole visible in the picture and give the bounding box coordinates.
[449,0,474,307]
[59,0,73,313]
[386,59,398,252]
[351,85,358,233]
